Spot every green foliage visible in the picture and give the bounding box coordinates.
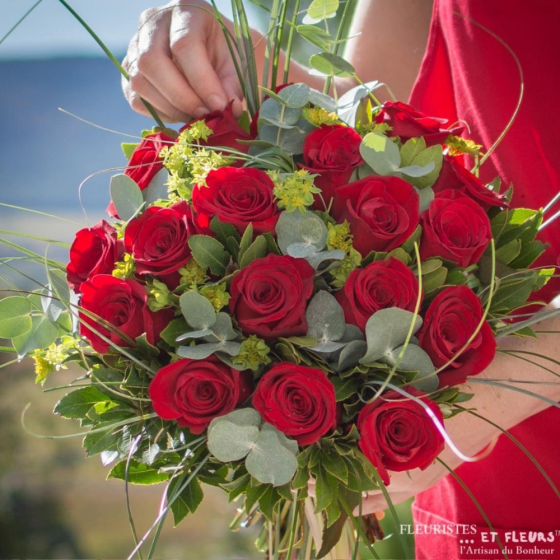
[110,174,144,221]
[169,476,204,526]
[54,387,113,419]
[108,459,170,485]
[188,235,230,276]
[0,296,32,338]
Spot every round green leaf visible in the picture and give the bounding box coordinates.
[180,291,216,330]
[0,296,32,338]
[306,291,346,342]
[245,429,298,487]
[360,308,423,365]
[304,0,340,23]
[360,132,401,175]
[309,52,355,78]
[12,315,60,357]
[110,174,144,221]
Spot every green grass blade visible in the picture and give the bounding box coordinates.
[0,202,82,226]
[499,349,560,378]
[0,0,44,46]
[283,0,301,83]
[0,230,70,248]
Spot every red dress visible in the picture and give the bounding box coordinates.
[409,1,560,559]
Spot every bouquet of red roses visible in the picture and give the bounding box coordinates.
[1,1,558,559]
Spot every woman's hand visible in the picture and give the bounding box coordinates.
[122,0,243,122]
[359,313,560,515]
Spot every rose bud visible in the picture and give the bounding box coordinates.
[420,189,492,267]
[301,124,363,207]
[253,363,337,446]
[79,275,172,354]
[374,101,464,146]
[433,156,507,209]
[335,258,421,331]
[418,285,496,387]
[192,167,279,236]
[333,175,420,257]
[230,254,315,341]
[107,131,175,218]
[66,220,122,294]
[358,388,445,485]
[181,100,253,154]
[149,356,252,433]
[124,201,194,285]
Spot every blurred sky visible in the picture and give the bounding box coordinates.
[0,0,239,60]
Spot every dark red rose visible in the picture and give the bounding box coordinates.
[181,100,253,154]
[79,275,172,354]
[335,258,421,331]
[433,156,507,209]
[230,254,315,341]
[418,285,496,387]
[301,124,363,207]
[192,167,279,235]
[358,388,445,485]
[250,83,293,137]
[66,220,122,293]
[124,201,193,280]
[107,131,175,217]
[253,363,337,446]
[420,189,491,267]
[149,356,252,434]
[375,101,464,146]
[333,176,420,257]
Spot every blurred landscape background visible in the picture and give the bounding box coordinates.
[0,1,413,557]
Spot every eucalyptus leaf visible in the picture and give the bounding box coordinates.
[336,340,367,371]
[177,343,223,360]
[278,83,311,108]
[419,187,435,213]
[176,328,213,342]
[245,429,298,487]
[306,291,346,342]
[110,174,144,221]
[306,249,345,269]
[308,89,337,112]
[404,145,443,189]
[287,242,317,258]
[400,137,427,167]
[0,296,32,338]
[337,81,381,126]
[12,315,60,357]
[309,52,355,78]
[276,210,327,254]
[143,168,169,205]
[360,308,423,364]
[258,98,302,128]
[360,132,401,175]
[180,291,216,330]
[207,419,260,462]
[207,313,238,342]
[397,162,435,177]
[386,344,439,392]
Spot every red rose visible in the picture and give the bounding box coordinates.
[107,131,175,217]
[230,254,315,341]
[66,220,122,293]
[358,388,445,485]
[149,356,252,434]
[182,100,253,154]
[253,363,337,446]
[124,201,193,281]
[418,285,496,387]
[433,156,507,209]
[374,101,464,146]
[301,124,363,207]
[333,176,420,257]
[192,167,279,235]
[79,275,172,354]
[335,258,421,331]
[420,189,491,267]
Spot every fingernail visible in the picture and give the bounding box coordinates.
[193,106,210,118]
[208,94,226,111]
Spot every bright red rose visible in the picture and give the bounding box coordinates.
[433,156,507,209]
[335,258,421,331]
[230,254,315,341]
[358,388,445,485]
[107,131,175,217]
[182,100,253,154]
[333,176,420,257]
[124,201,193,281]
[149,356,252,434]
[420,189,491,267]
[192,167,279,235]
[253,363,337,446]
[79,275,172,354]
[301,124,363,207]
[374,101,464,146]
[418,285,496,387]
[66,220,122,293]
